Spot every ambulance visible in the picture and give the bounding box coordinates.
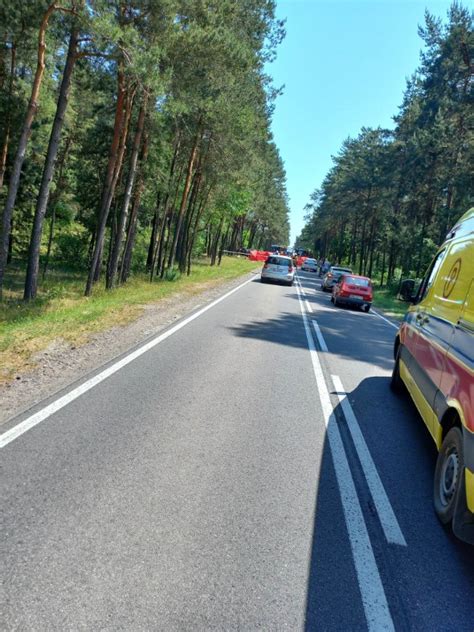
[392,208,474,543]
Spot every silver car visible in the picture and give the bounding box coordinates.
[301,257,318,272]
[321,266,353,291]
[261,255,295,286]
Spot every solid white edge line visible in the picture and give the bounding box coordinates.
[331,374,407,547]
[372,309,399,330]
[0,275,255,449]
[296,284,394,631]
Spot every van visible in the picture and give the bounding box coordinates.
[391,208,474,543]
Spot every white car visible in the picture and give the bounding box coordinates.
[301,257,318,272]
[261,255,295,286]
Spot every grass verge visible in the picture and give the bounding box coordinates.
[372,286,410,321]
[0,257,257,382]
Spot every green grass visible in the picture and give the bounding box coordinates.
[0,257,257,381]
[372,286,410,320]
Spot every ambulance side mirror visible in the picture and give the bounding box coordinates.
[399,279,416,302]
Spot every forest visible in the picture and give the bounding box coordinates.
[296,4,473,287]
[0,0,290,302]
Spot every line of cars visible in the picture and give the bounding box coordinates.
[320,266,373,313]
[260,256,374,313]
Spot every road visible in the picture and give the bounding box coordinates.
[2,270,474,631]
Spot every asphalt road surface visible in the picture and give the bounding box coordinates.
[2,270,474,631]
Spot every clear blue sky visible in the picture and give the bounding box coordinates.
[268,0,455,245]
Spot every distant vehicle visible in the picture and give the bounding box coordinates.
[319,260,331,276]
[321,266,353,291]
[269,244,287,254]
[331,274,373,312]
[295,248,313,258]
[301,257,318,272]
[260,255,295,286]
[391,208,474,543]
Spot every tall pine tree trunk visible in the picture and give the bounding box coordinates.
[186,186,211,275]
[178,170,201,273]
[42,136,72,280]
[0,42,16,190]
[120,132,149,283]
[106,93,147,289]
[0,2,74,298]
[146,204,160,272]
[24,27,78,300]
[120,185,142,283]
[167,123,201,271]
[149,136,180,280]
[85,72,132,295]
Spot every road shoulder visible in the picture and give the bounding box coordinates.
[0,271,258,427]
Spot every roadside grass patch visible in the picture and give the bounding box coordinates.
[0,257,256,381]
[372,286,409,320]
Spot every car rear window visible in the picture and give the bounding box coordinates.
[332,267,352,274]
[344,276,370,286]
[267,256,291,266]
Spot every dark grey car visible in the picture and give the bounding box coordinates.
[321,266,353,291]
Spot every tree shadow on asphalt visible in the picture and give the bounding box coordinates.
[304,375,474,631]
[231,282,394,371]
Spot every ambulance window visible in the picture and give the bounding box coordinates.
[418,249,446,302]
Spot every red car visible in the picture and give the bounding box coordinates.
[331,274,373,312]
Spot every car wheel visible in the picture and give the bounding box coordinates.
[260,277,266,283]
[434,427,464,525]
[390,346,404,393]
[334,296,339,306]
[364,304,371,312]
[330,295,334,303]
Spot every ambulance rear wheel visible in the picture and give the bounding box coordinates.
[434,427,464,525]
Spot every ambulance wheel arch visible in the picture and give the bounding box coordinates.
[441,404,465,439]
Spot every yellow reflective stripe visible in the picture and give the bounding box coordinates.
[465,469,474,514]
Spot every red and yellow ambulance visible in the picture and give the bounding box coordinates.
[392,208,474,543]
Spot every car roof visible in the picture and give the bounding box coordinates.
[331,266,352,271]
[268,254,291,260]
[342,273,370,280]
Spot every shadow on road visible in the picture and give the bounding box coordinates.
[229,310,309,350]
[304,375,474,631]
[237,275,474,629]
[231,284,394,371]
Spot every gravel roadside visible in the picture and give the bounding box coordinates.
[0,270,259,427]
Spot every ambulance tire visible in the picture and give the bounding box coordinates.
[434,427,464,525]
[390,346,404,393]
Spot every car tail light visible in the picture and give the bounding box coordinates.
[288,265,293,272]
[263,263,268,269]
[327,273,333,278]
